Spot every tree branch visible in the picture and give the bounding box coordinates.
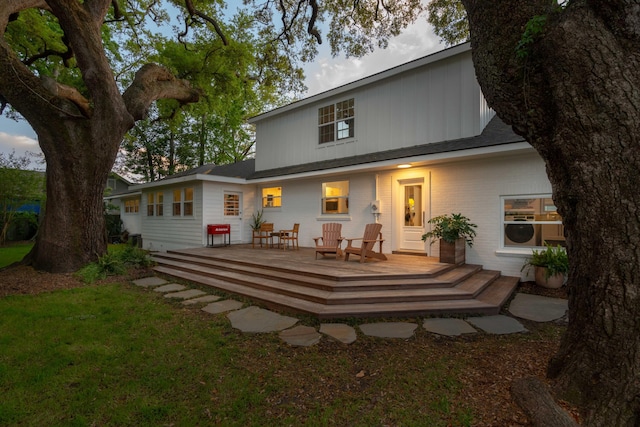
[122,64,200,121]
[40,76,91,117]
[1,0,49,35]
[184,0,229,45]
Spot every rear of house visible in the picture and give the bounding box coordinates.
[109,42,563,279]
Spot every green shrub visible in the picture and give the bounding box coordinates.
[76,244,154,283]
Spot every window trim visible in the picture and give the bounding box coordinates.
[318,98,355,144]
[321,180,349,215]
[261,186,282,209]
[500,194,564,251]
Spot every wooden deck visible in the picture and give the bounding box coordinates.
[152,245,519,319]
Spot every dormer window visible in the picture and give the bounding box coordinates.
[318,98,354,144]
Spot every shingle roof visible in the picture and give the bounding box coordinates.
[162,158,256,180]
[248,116,524,180]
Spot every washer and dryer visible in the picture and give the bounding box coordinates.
[504,209,539,246]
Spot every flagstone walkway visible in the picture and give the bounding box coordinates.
[132,276,568,347]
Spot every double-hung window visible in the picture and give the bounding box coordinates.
[502,195,564,249]
[125,199,139,214]
[318,98,354,144]
[156,192,163,216]
[147,193,155,216]
[322,181,349,214]
[173,188,194,217]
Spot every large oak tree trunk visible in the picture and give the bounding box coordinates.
[1,1,199,273]
[461,1,640,425]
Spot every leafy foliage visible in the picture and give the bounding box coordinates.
[0,152,45,245]
[76,244,155,283]
[427,0,469,46]
[521,244,569,279]
[421,213,477,247]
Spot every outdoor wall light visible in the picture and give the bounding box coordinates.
[397,164,412,169]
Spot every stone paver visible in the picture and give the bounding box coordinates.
[164,289,207,300]
[320,323,358,344]
[132,277,168,287]
[279,326,321,347]
[423,318,477,336]
[466,315,528,335]
[201,299,243,315]
[359,322,418,339]
[181,295,222,305]
[227,306,298,333]
[508,293,568,322]
[153,284,187,293]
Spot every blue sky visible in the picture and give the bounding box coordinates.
[0,10,441,169]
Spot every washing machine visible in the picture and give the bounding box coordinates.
[504,210,539,246]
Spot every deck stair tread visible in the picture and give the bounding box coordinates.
[152,257,483,304]
[153,266,502,319]
[151,248,519,319]
[152,252,466,291]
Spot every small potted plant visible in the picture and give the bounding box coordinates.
[421,213,477,265]
[250,209,265,231]
[521,244,568,288]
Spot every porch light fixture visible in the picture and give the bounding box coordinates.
[397,163,412,169]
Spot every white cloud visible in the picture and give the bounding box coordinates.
[304,20,443,96]
[0,132,44,170]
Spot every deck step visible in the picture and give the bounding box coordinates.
[151,249,519,318]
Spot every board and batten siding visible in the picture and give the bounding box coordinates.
[141,183,204,252]
[254,50,483,172]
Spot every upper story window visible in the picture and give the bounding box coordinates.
[318,98,355,144]
[322,181,349,214]
[502,195,564,249]
[173,188,194,217]
[262,187,282,208]
[124,199,139,214]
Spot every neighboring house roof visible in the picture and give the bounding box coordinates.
[249,116,525,179]
[166,159,256,180]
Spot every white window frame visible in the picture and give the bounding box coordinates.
[500,194,564,252]
[321,181,349,215]
[261,187,282,208]
[124,199,139,214]
[172,188,194,217]
[318,98,354,144]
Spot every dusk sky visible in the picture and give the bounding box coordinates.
[0,13,442,170]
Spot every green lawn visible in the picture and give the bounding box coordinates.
[0,284,474,426]
[0,242,33,268]
[0,281,564,426]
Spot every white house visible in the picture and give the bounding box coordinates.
[109,42,563,278]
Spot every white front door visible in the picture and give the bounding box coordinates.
[399,179,426,252]
[223,191,243,242]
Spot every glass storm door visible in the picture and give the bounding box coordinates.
[400,180,425,251]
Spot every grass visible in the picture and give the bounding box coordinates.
[0,284,487,426]
[0,242,33,268]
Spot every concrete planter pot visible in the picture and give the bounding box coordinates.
[534,266,565,288]
[439,238,466,265]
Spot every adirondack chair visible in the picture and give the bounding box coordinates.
[313,223,343,259]
[343,223,388,263]
[252,223,274,248]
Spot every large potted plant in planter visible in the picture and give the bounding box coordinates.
[521,244,569,288]
[421,213,477,265]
